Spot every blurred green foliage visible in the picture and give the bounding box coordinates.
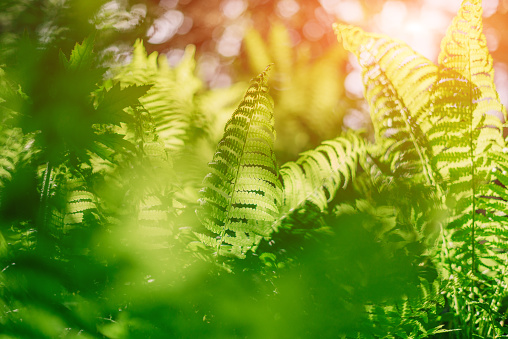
[242,23,352,163]
[1,0,508,338]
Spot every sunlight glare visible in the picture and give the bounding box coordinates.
[160,0,178,9]
[372,2,452,62]
[483,0,499,17]
[419,7,449,31]
[343,108,368,130]
[319,0,339,13]
[345,55,363,98]
[320,0,364,24]
[147,10,184,44]
[303,21,325,41]
[198,53,220,84]
[277,0,300,18]
[221,0,247,20]
[379,1,407,30]
[405,22,437,60]
[177,16,193,35]
[494,63,508,109]
[217,23,246,57]
[421,0,461,13]
[167,48,185,66]
[95,1,147,32]
[485,27,500,52]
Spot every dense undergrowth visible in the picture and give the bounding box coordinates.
[1,0,508,337]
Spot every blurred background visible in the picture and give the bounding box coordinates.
[0,1,507,337]
[103,0,508,160]
[2,0,507,161]
[134,0,507,97]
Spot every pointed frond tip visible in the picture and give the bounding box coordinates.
[334,21,439,186]
[196,66,281,258]
[333,23,364,49]
[254,63,274,84]
[333,23,352,43]
[438,0,506,122]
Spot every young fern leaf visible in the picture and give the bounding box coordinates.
[438,0,506,125]
[134,110,175,247]
[0,128,30,188]
[46,168,98,237]
[430,0,506,270]
[280,130,364,214]
[196,66,282,258]
[476,156,508,323]
[335,3,508,332]
[115,40,202,151]
[478,151,508,261]
[431,0,505,181]
[334,24,439,187]
[423,1,508,334]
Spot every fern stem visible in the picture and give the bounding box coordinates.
[37,161,53,249]
[467,35,477,335]
[440,223,462,322]
[398,105,437,188]
[486,262,508,337]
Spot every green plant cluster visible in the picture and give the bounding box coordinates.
[1,0,508,338]
[241,23,353,163]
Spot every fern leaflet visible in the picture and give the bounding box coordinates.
[115,41,202,151]
[335,24,440,187]
[280,130,365,215]
[429,0,506,279]
[196,66,282,258]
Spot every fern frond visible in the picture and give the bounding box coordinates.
[438,0,506,125]
[334,24,439,187]
[430,0,505,182]
[117,105,176,246]
[63,188,97,227]
[136,137,175,246]
[476,151,508,264]
[243,24,349,163]
[0,128,31,188]
[429,0,505,255]
[115,40,202,151]
[280,130,365,214]
[47,168,98,236]
[196,66,282,258]
[429,0,505,194]
[363,279,450,338]
[425,1,508,334]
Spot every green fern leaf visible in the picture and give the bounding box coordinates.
[94,83,151,126]
[476,151,508,263]
[334,24,439,187]
[244,24,349,162]
[63,189,97,227]
[430,0,505,182]
[46,168,98,236]
[115,40,203,151]
[0,128,31,187]
[426,1,508,333]
[438,0,506,124]
[430,0,505,252]
[280,130,364,214]
[136,133,175,245]
[196,66,282,258]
